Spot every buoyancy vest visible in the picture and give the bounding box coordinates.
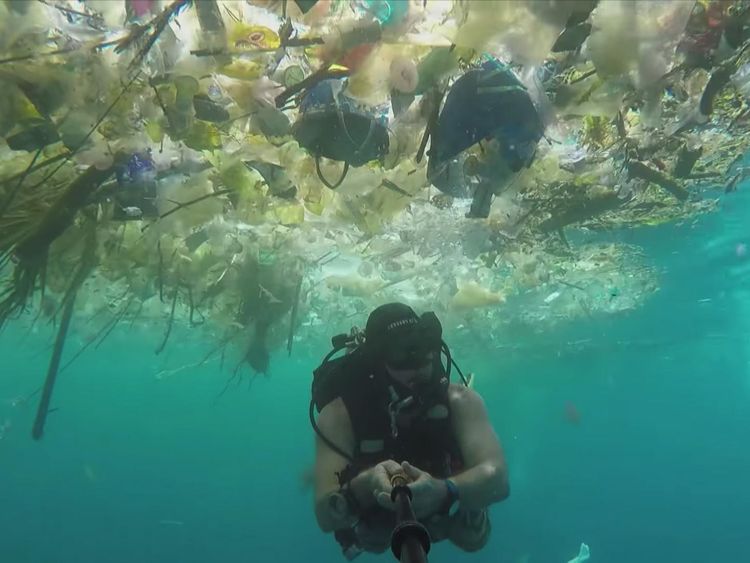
[318,349,464,485]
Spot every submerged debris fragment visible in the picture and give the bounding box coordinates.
[0,0,748,409]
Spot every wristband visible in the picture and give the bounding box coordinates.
[439,478,460,517]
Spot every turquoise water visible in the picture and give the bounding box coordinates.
[2,186,750,563]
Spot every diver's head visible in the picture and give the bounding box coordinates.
[384,351,436,389]
[364,303,443,389]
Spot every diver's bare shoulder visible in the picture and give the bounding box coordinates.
[447,382,482,406]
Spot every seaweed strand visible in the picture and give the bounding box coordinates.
[0,147,43,219]
[59,295,134,373]
[287,274,303,356]
[157,240,165,302]
[185,284,204,325]
[155,288,178,355]
[27,71,142,192]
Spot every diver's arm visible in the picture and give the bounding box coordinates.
[314,398,389,532]
[447,385,509,511]
[313,398,357,532]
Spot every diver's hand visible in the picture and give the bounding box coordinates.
[351,459,402,509]
[400,461,448,519]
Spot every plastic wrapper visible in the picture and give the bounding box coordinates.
[3,0,749,370]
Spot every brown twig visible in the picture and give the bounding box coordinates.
[568,67,597,85]
[140,188,234,232]
[0,45,80,65]
[129,0,190,70]
[31,221,97,440]
[627,160,689,201]
[274,64,348,108]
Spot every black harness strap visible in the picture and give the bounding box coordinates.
[338,362,463,484]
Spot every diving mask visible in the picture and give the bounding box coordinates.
[381,311,442,370]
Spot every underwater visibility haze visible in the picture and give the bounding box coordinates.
[1,1,750,563]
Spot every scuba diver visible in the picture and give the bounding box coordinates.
[311,303,508,559]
